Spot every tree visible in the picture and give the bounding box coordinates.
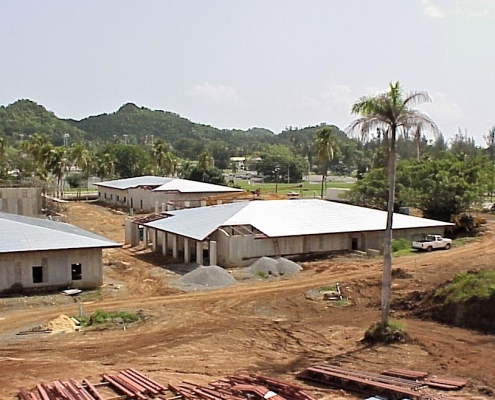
[153,138,176,176]
[349,81,439,326]
[197,151,213,181]
[314,127,338,198]
[484,126,495,162]
[70,142,90,196]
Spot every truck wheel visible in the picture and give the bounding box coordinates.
[427,246,433,252]
[445,243,451,250]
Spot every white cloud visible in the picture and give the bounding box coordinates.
[188,82,240,105]
[421,0,445,18]
[421,0,494,19]
[427,92,464,120]
[454,0,493,18]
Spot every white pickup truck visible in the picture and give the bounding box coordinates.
[411,234,452,251]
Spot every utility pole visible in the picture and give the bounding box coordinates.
[274,167,280,193]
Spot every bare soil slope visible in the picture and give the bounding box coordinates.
[0,202,494,399]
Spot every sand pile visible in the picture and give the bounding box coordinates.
[44,315,78,332]
[175,265,237,291]
[243,257,302,277]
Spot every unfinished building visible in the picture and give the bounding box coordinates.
[95,176,243,212]
[0,212,120,293]
[125,199,453,268]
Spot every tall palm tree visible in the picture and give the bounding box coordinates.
[48,147,70,197]
[70,143,90,197]
[153,139,176,176]
[197,151,213,182]
[314,127,338,198]
[349,81,439,325]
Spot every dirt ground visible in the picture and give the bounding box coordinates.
[1,202,495,399]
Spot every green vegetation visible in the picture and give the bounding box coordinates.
[391,238,412,256]
[233,180,353,196]
[435,270,495,303]
[256,271,269,279]
[452,237,478,247]
[78,309,140,327]
[331,299,350,307]
[364,320,409,343]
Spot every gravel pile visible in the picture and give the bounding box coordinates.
[175,265,237,291]
[243,257,302,277]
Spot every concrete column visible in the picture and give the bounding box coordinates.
[152,229,158,252]
[185,200,190,208]
[200,200,206,207]
[184,238,190,264]
[162,233,168,255]
[209,241,217,266]
[196,241,204,265]
[162,202,166,212]
[218,200,223,205]
[125,219,140,247]
[155,201,159,213]
[172,235,178,259]
[143,227,149,249]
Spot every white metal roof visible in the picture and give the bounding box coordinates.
[94,176,173,190]
[144,199,453,241]
[0,212,121,254]
[153,179,241,193]
[94,176,241,193]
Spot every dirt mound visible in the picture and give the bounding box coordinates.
[175,265,237,291]
[45,315,78,333]
[394,289,495,333]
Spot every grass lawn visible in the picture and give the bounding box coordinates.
[233,179,354,196]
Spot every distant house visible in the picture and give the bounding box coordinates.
[0,213,120,293]
[127,199,453,268]
[95,176,242,213]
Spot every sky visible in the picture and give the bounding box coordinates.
[1,0,494,145]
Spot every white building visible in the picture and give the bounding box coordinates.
[95,176,243,212]
[0,213,120,293]
[126,199,453,268]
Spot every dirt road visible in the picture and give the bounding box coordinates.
[0,202,494,399]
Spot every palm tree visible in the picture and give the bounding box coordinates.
[48,147,70,197]
[349,81,439,325]
[314,127,338,198]
[70,143,90,197]
[197,151,213,182]
[153,139,176,176]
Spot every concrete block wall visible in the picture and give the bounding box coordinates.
[0,187,42,216]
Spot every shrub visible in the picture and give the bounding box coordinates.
[79,309,140,327]
[364,321,409,343]
[391,238,411,253]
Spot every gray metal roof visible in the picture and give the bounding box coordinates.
[144,199,453,241]
[0,212,121,254]
[94,176,241,193]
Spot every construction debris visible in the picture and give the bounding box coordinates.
[18,368,168,400]
[298,364,467,400]
[18,371,314,400]
[169,374,317,400]
[381,368,467,390]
